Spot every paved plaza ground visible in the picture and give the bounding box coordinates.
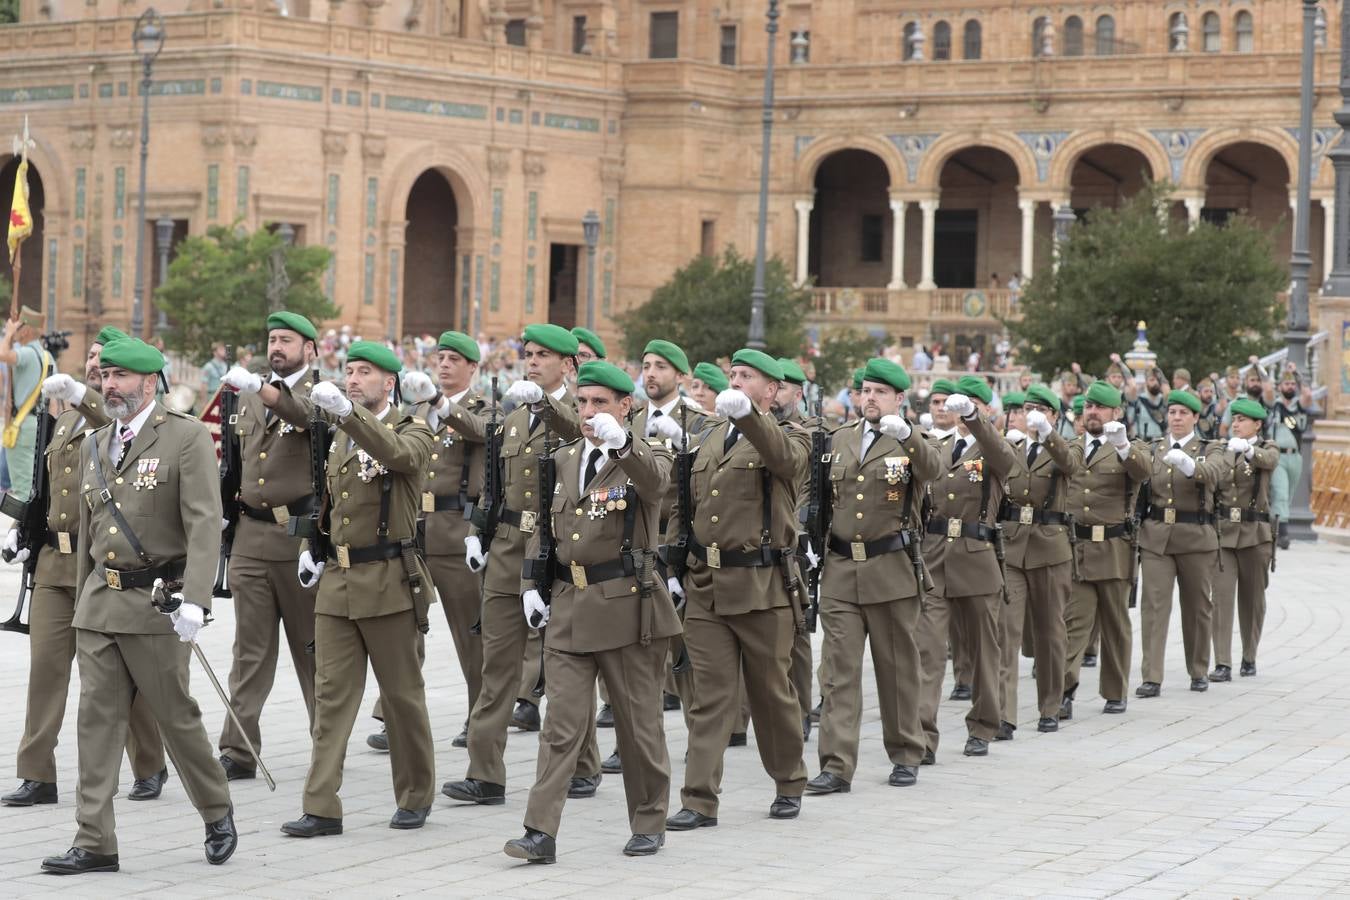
[0,541,1347,898]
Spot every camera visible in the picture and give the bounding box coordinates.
[40,329,73,357]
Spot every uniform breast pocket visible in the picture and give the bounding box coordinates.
[727,459,764,500]
[829,466,845,504]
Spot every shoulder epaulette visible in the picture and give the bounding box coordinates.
[164,408,197,421]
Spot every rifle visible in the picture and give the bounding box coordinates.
[1126,477,1148,609]
[521,418,558,698]
[667,402,695,674]
[0,399,56,635]
[212,345,241,599]
[800,399,831,632]
[286,401,332,565]
[468,376,500,635]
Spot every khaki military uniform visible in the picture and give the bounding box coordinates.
[1212,440,1277,669]
[817,420,940,781]
[786,410,822,729]
[218,373,319,771]
[465,389,600,787]
[73,403,231,855]
[917,413,1022,752]
[997,430,1079,725]
[15,393,163,787]
[679,407,809,816]
[521,435,682,837]
[1139,435,1228,685]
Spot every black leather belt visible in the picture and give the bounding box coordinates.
[1215,505,1272,524]
[240,496,316,523]
[690,541,786,568]
[925,517,994,543]
[96,558,186,591]
[998,503,1068,527]
[552,558,631,587]
[1073,522,1129,541]
[429,493,478,512]
[498,507,537,533]
[44,531,76,553]
[327,541,404,568]
[827,531,912,561]
[1148,508,1213,526]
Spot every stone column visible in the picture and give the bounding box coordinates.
[1184,197,1203,230]
[918,199,938,290]
[888,198,907,290]
[1321,197,1335,289]
[793,198,813,286]
[1017,198,1036,279]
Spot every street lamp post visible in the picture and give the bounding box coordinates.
[581,210,600,331]
[746,0,780,351]
[154,215,173,333]
[130,8,164,339]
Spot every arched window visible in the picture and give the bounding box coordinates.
[963,19,982,60]
[1202,12,1220,51]
[933,20,951,60]
[1095,14,1116,55]
[1234,10,1253,52]
[903,21,925,61]
[1063,15,1084,56]
[1032,15,1049,57]
[1169,12,1189,52]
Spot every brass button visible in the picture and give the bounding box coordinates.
[342,517,351,525]
[525,445,533,453]
[428,472,435,479]
[856,493,864,500]
[64,466,71,474]
[1022,488,1029,495]
[109,526,118,534]
[258,478,266,485]
[571,533,581,540]
[115,502,122,509]
[262,501,270,508]
[1083,487,1091,494]
[947,493,955,500]
[856,475,865,483]
[947,472,954,479]
[710,489,719,497]
[855,512,863,519]
[341,491,349,499]
[525,491,533,499]
[59,513,67,521]
[524,468,532,476]
[259,451,267,459]
[710,542,718,549]
[341,466,348,474]
[107,551,116,560]
[115,477,124,484]
[710,515,719,523]
[1084,505,1091,512]
[855,533,862,540]
[431,453,439,460]
[61,488,68,496]
[575,508,583,516]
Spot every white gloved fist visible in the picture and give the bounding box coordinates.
[650,414,684,443]
[714,389,752,420]
[666,576,685,605]
[297,549,325,588]
[222,365,263,394]
[400,371,437,404]
[878,414,911,442]
[310,381,353,418]
[587,413,627,452]
[3,529,28,565]
[1102,420,1129,449]
[41,373,86,405]
[1026,410,1053,440]
[919,413,934,431]
[522,588,550,628]
[1164,448,1196,477]
[1227,437,1253,458]
[943,394,975,418]
[1005,428,1027,444]
[505,380,543,406]
[170,601,205,643]
[464,535,487,572]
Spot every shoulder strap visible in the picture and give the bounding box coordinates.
[89,439,153,566]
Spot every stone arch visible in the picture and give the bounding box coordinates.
[1048,129,1170,190]
[1179,127,1301,192]
[915,132,1038,189]
[795,135,905,193]
[382,142,487,234]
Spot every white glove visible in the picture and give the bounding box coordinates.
[919,413,934,431]
[943,394,975,418]
[666,576,685,607]
[41,373,86,405]
[170,601,205,643]
[3,529,28,564]
[1005,428,1027,444]
[310,381,353,418]
[1026,410,1053,440]
[522,588,550,628]
[464,535,487,572]
[714,389,752,420]
[220,517,231,531]
[1164,448,1196,477]
[878,414,911,441]
[222,365,263,394]
[505,380,543,406]
[400,371,437,403]
[804,540,821,571]
[588,413,627,452]
[1227,437,1253,459]
[1103,420,1129,449]
[650,413,684,443]
[297,549,325,588]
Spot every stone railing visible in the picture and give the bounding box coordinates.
[809,287,1022,326]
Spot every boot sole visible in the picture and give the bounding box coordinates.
[281,825,343,837]
[41,863,119,875]
[503,844,555,864]
[3,796,57,807]
[666,817,717,831]
[804,782,850,794]
[442,786,505,805]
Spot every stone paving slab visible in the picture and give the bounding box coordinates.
[0,541,1347,897]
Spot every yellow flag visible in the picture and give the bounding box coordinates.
[7,156,32,264]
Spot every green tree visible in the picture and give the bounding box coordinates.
[618,248,810,367]
[155,224,337,364]
[1010,183,1287,379]
[812,327,891,396]
[0,0,18,24]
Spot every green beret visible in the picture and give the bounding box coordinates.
[575,360,634,395]
[852,368,865,391]
[99,338,164,375]
[644,339,690,374]
[437,330,480,362]
[955,375,993,405]
[93,326,130,347]
[266,311,317,341]
[693,362,728,393]
[861,357,911,391]
[1167,388,1201,414]
[522,323,579,356]
[777,358,807,386]
[1084,380,1123,409]
[1230,397,1266,421]
[346,340,402,374]
[1025,384,1061,413]
[571,327,606,359]
[1072,395,1086,415]
[1002,391,1026,409]
[731,348,784,382]
[929,378,959,397]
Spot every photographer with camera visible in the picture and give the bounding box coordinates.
[0,306,53,502]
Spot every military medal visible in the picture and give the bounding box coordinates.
[882,456,910,485]
[356,449,389,483]
[886,489,901,502]
[963,459,984,483]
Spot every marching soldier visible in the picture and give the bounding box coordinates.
[689,362,727,412]
[923,377,974,702]
[279,341,437,836]
[995,384,1078,737]
[1136,389,1228,697]
[666,349,809,828]
[916,376,1022,759]
[776,356,819,740]
[807,358,938,793]
[43,338,235,874]
[444,324,602,806]
[1268,364,1310,550]
[213,311,321,781]
[1210,397,1277,680]
[3,327,166,809]
[503,361,682,863]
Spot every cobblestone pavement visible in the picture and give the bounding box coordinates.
[0,542,1347,898]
